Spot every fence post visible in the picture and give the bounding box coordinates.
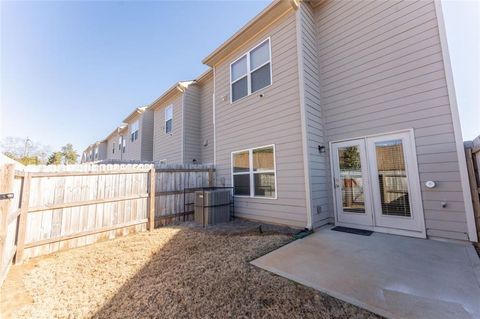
[208,169,214,187]
[15,172,31,264]
[148,167,155,231]
[0,164,15,281]
[465,147,480,240]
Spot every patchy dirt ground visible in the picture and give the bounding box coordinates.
[1,226,380,319]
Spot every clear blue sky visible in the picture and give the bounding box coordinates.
[1,0,479,154]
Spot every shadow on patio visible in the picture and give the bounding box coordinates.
[252,227,480,319]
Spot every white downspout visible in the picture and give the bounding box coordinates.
[181,87,185,163]
[213,67,217,166]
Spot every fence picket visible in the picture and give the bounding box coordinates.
[1,163,214,267]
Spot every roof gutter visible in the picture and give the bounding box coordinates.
[148,81,194,111]
[202,0,297,67]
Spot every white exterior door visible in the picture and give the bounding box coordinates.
[332,131,426,237]
[366,132,425,233]
[332,139,373,227]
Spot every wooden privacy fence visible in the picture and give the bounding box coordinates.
[0,164,155,270]
[153,164,214,227]
[465,140,480,242]
[0,164,21,285]
[0,163,215,285]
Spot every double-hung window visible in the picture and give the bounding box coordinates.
[165,105,173,134]
[230,38,271,103]
[112,142,115,154]
[118,137,122,151]
[232,145,276,198]
[122,137,126,153]
[130,120,139,142]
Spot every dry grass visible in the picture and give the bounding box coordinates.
[3,226,379,319]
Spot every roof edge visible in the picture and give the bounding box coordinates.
[104,124,127,141]
[202,0,298,67]
[196,68,213,83]
[122,106,148,123]
[148,81,191,111]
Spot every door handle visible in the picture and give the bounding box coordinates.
[334,179,340,189]
[0,193,14,200]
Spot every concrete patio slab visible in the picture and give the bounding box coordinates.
[251,228,480,319]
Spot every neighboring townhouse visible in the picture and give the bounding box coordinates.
[105,124,127,161]
[82,107,153,163]
[200,0,477,242]
[81,144,93,163]
[81,140,108,163]
[94,140,108,162]
[122,107,154,161]
[150,69,214,164]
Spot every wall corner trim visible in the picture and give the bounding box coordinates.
[434,0,478,242]
[295,4,313,230]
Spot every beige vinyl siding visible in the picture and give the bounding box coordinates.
[97,142,108,161]
[214,10,308,228]
[106,135,122,160]
[140,110,154,161]
[297,2,333,227]
[199,74,215,164]
[314,0,468,240]
[124,115,142,161]
[152,93,183,163]
[183,86,202,163]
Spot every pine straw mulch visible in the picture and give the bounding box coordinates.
[3,226,380,319]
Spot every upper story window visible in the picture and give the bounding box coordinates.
[112,142,115,154]
[230,38,271,103]
[165,105,173,134]
[94,147,99,159]
[231,145,276,199]
[130,120,139,142]
[122,137,126,153]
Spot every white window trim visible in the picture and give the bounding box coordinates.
[165,104,173,135]
[231,144,277,199]
[230,37,272,104]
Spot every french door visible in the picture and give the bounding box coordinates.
[331,139,373,227]
[332,131,425,237]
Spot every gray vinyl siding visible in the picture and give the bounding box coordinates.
[313,0,468,240]
[183,86,202,163]
[297,2,333,228]
[214,10,308,228]
[199,74,214,164]
[152,93,183,163]
[140,110,154,161]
